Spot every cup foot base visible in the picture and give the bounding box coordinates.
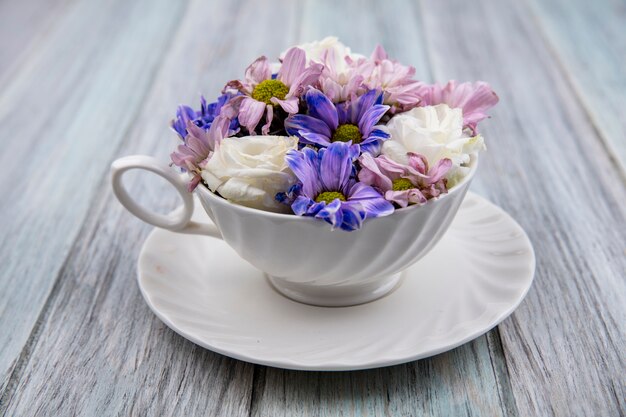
[265,273,404,307]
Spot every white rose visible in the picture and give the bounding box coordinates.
[202,136,298,213]
[383,104,485,186]
[281,37,362,74]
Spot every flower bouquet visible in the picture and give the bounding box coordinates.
[169,37,498,231]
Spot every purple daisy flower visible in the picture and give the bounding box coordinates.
[171,93,239,140]
[285,88,390,155]
[282,141,394,231]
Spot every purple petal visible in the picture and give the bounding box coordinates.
[359,140,383,156]
[319,142,353,192]
[358,104,389,136]
[292,195,313,216]
[348,183,394,218]
[285,114,332,139]
[353,89,379,123]
[298,131,332,147]
[285,148,321,198]
[336,102,349,125]
[315,199,344,230]
[306,89,339,130]
[338,204,364,231]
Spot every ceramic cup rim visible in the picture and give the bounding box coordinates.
[195,154,478,225]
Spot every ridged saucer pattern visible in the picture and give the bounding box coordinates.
[137,192,535,371]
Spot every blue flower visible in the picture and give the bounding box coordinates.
[171,94,239,139]
[282,141,394,231]
[285,89,390,155]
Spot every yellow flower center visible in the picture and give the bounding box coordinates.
[315,191,347,204]
[251,79,289,105]
[332,124,362,144]
[392,178,415,191]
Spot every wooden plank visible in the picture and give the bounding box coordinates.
[419,0,626,416]
[0,0,75,80]
[1,0,302,415]
[251,334,515,417]
[526,0,626,175]
[0,0,188,400]
[250,1,516,416]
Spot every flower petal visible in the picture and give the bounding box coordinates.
[358,104,390,136]
[285,148,321,198]
[348,182,394,218]
[237,97,266,133]
[370,44,388,62]
[261,104,273,135]
[320,142,354,192]
[286,62,324,98]
[357,153,394,191]
[245,56,271,85]
[278,47,306,86]
[306,89,339,130]
[292,195,313,216]
[298,131,332,147]
[338,204,364,231]
[271,96,299,114]
[285,114,332,139]
[315,199,344,230]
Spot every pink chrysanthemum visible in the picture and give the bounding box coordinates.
[317,49,365,103]
[352,45,423,113]
[417,80,499,134]
[358,152,452,207]
[223,47,323,135]
[170,115,231,191]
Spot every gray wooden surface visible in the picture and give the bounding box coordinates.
[0,0,624,415]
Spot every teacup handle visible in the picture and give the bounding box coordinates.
[110,155,222,238]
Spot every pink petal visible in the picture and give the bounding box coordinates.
[187,175,201,192]
[245,56,271,85]
[271,96,299,114]
[238,97,266,134]
[223,79,252,95]
[261,104,273,135]
[207,115,230,147]
[370,44,388,62]
[286,62,323,98]
[358,153,394,191]
[220,95,245,119]
[384,190,410,207]
[427,158,453,183]
[278,47,306,86]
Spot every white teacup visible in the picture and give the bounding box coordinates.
[111,155,477,307]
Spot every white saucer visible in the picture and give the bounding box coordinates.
[137,192,535,371]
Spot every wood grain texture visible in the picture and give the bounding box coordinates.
[250,334,515,417]
[420,0,626,415]
[0,0,624,415]
[0,0,75,81]
[1,0,299,415]
[526,0,626,176]
[0,0,189,399]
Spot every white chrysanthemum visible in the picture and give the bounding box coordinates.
[282,37,361,74]
[383,104,485,186]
